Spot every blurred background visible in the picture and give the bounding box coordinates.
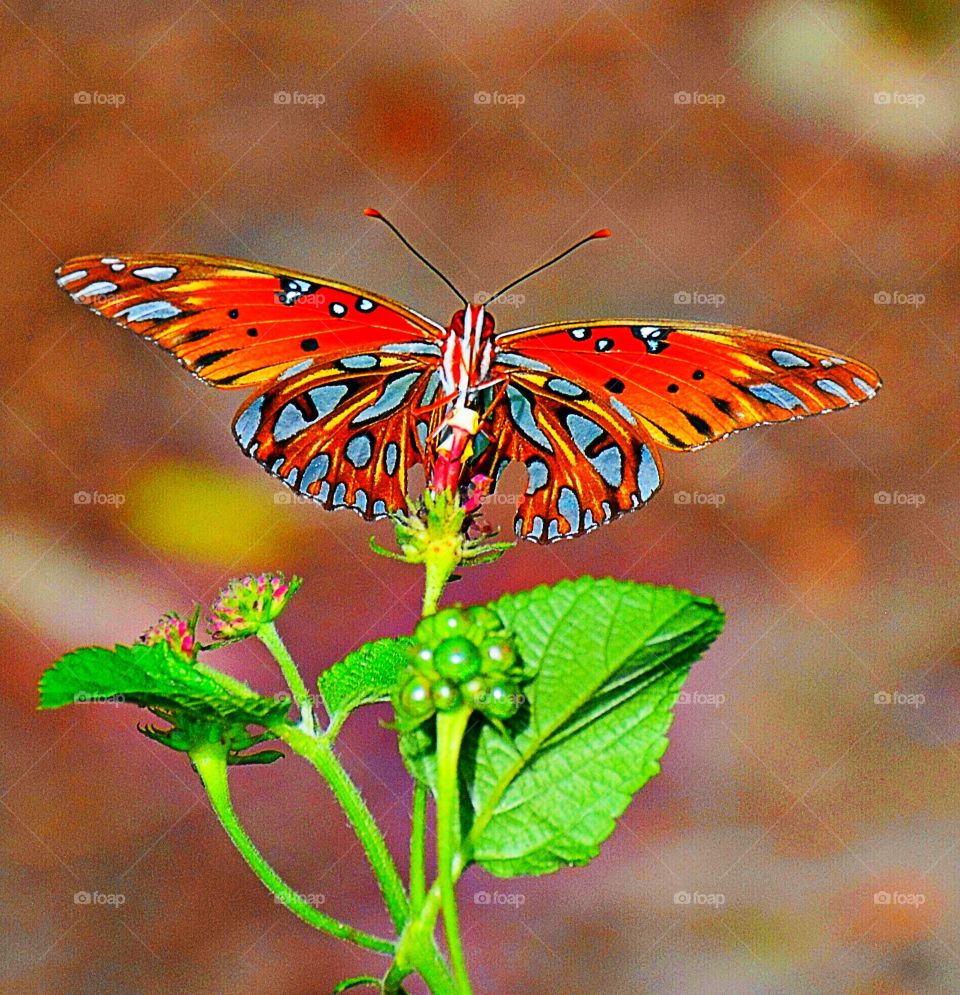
[1,1,958,992]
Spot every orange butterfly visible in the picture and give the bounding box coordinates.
[56,212,881,542]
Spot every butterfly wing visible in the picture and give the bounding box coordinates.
[55,253,444,387]
[488,319,881,541]
[233,352,444,519]
[476,376,663,541]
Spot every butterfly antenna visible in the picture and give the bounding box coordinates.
[488,228,611,302]
[364,208,467,306]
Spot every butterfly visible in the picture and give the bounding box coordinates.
[56,211,881,543]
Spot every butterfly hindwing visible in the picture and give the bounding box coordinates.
[55,253,444,388]
[494,320,882,451]
[478,374,663,542]
[233,352,443,519]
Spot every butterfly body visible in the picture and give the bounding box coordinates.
[56,247,881,543]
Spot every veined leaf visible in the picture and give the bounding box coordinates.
[39,643,290,727]
[401,577,723,877]
[318,636,412,733]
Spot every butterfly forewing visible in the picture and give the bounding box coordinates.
[489,319,881,541]
[55,253,444,388]
[233,353,443,519]
[495,319,881,451]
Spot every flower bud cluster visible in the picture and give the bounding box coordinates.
[208,573,301,641]
[396,606,529,725]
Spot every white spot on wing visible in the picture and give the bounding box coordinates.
[56,269,87,287]
[73,281,118,298]
[133,266,178,282]
[116,301,183,321]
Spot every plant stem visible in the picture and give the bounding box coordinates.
[257,622,316,735]
[386,920,458,995]
[410,781,427,913]
[191,742,393,955]
[435,707,474,994]
[422,535,460,616]
[277,724,410,932]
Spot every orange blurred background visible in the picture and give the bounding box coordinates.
[2,1,959,992]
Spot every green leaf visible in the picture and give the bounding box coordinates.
[401,577,723,877]
[318,636,412,733]
[39,643,290,728]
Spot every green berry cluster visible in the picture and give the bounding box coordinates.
[396,606,529,725]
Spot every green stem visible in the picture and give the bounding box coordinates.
[258,622,316,735]
[435,708,474,994]
[277,724,410,933]
[191,742,393,955]
[386,920,458,995]
[410,782,427,914]
[422,536,460,616]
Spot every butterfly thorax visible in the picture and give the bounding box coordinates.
[442,305,496,407]
[430,305,498,487]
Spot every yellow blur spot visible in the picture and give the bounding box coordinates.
[122,461,295,565]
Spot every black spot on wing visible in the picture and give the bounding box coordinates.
[683,410,713,437]
[175,328,216,345]
[712,396,734,418]
[193,349,234,372]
